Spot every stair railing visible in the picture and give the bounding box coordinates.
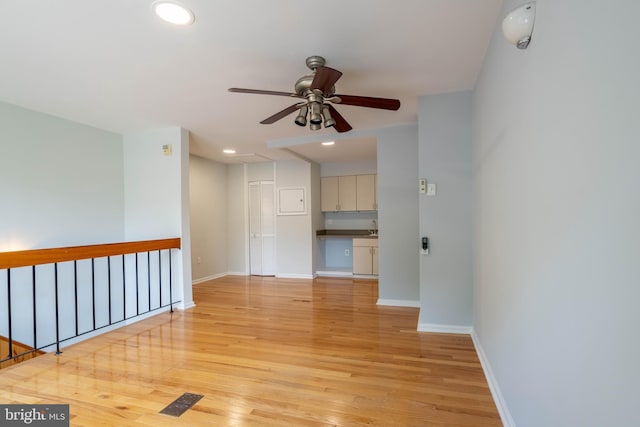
[0,238,181,366]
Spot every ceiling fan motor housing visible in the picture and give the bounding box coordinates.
[295,75,335,98]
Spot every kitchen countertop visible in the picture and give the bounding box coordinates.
[316,229,378,239]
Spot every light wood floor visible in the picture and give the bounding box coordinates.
[0,275,501,426]
[1,337,44,369]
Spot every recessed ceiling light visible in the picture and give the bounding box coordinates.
[152,1,195,25]
[321,141,335,146]
[223,149,236,154]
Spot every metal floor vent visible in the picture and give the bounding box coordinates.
[159,393,204,417]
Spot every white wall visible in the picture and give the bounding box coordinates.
[377,124,420,305]
[124,129,182,240]
[418,91,473,330]
[275,160,314,278]
[323,212,378,231]
[246,161,275,182]
[225,160,316,279]
[0,104,192,350]
[178,129,193,307]
[189,155,228,282]
[0,101,125,349]
[123,128,193,309]
[225,162,277,276]
[0,101,124,250]
[226,164,246,274]
[320,160,377,176]
[310,162,322,275]
[472,1,640,426]
[268,125,420,295]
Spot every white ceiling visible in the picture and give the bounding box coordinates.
[0,0,502,164]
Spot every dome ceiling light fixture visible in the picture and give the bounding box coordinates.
[152,1,195,25]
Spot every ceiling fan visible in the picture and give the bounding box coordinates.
[228,56,400,133]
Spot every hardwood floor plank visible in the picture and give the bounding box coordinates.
[0,276,501,426]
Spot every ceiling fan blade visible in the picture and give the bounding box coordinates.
[260,103,302,124]
[327,105,352,133]
[333,94,400,110]
[229,88,298,97]
[310,66,343,95]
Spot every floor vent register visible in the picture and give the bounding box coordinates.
[159,393,204,417]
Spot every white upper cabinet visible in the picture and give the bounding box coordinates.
[321,175,357,212]
[321,176,339,212]
[338,175,357,211]
[321,174,377,212]
[356,174,376,211]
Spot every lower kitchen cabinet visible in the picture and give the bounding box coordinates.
[352,238,378,276]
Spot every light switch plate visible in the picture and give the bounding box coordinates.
[426,183,436,196]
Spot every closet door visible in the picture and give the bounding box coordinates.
[260,181,276,275]
[249,182,263,275]
[249,181,276,276]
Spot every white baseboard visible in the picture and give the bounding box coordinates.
[46,307,175,353]
[471,328,515,427]
[377,299,420,307]
[275,273,315,280]
[417,323,472,334]
[177,300,196,310]
[316,270,353,278]
[226,271,248,276]
[192,273,227,285]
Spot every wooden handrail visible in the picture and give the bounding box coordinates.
[0,238,181,269]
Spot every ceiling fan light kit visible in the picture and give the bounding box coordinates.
[322,106,336,128]
[309,100,323,125]
[229,56,401,133]
[294,105,308,126]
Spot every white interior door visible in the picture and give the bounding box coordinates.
[261,181,276,275]
[249,181,276,276]
[249,182,262,275]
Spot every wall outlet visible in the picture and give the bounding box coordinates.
[344,249,350,256]
[197,256,202,264]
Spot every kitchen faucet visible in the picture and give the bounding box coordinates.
[370,219,378,236]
